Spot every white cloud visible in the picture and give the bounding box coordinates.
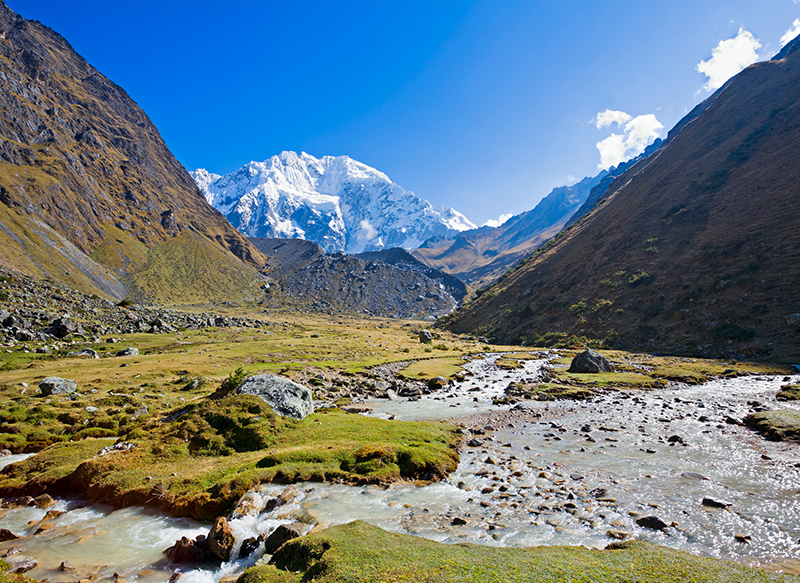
[781,18,800,47]
[696,27,761,91]
[594,109,632,130]
[595,112,664,170]
[483,213,512,228]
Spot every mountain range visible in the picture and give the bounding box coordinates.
[192,152,475,255]
[444,35,800,361]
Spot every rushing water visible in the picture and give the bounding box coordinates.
[2,354,799,581]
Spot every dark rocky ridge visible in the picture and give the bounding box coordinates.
[0,1,265,298]
[251,238,457,319]
[444,37,800,361]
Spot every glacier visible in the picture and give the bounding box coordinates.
[191,151,475,254]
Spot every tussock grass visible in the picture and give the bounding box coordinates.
[239,520,799,583]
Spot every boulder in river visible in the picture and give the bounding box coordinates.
[164,535,209,564]
[635,515,669,531]
[5,555,38,574]
[237,374,314,419]
[38,377,77,396]
[0,528,21,541]
[567,349,614,373]
[207,517,235,561]
[263,523,303,554]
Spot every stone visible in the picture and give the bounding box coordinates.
[60,561,75,571]
[238,535,263,559]
[117,347,140,357]
[467,438,484,447]
[5,555,38,573]
[39,377,77,395]
[427,377,447,391]
[50,316,77,338]
[606,529,630,540]
[2,496,33,508]
[33,493,55,508]
[635,515,668,531]
[702,497,732,509]
[164,536,208,564]
[451,517,467,525]
[419,329,433,344]
[207,517,235,561]
[237,374,314,419]
[734,534,751,543]
[567,349,614,373]
[263,523,303,554]
[67,348,99,359]
[0,528,20,541]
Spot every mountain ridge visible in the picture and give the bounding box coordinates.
[192,152,475,255]
[0,0,267,303]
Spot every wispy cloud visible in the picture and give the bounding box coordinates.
[781,18,800,47]
[696,27,761,91]
[595,112,663,170]
[483,213,512,228]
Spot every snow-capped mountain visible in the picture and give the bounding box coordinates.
[190,152,475,254]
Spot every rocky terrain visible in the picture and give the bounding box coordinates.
[0,268,268,346]
[445,35,800,362]
[251,238,459,319]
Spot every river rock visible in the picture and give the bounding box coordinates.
[702,497,732,509]
[207,517,235,561]
[164,535,208,564]
[2,495,33,508]
[117,347,140,357]
[606,529,630,540]
[427,377,447,390]
[237,374,313,419]
[59,561,75,571]
[263,523,303,554]
[5,555,38,573]
[238,535,264,559]
[39,377,77,395]
[33,493,56,508]
[636,515,668,531]
[568,349,614,373]
[0,528,20,541]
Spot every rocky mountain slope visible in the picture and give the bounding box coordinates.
[0,1,266,303]
[444,36,800,361]
[412,172,606,287]
[250,238,458,319]
[192,152,475,255]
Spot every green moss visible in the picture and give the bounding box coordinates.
[777,384,800,401]
[239,521,798,583]
[746,409,800,442]
[0,398,459,519]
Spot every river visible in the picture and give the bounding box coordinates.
[2,354,799,581]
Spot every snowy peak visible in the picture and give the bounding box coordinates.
[191,152,475,254]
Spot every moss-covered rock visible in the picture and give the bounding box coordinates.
[777,384,800,401]
[745,409,800,441]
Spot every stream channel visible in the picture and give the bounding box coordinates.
[2,353,799,581]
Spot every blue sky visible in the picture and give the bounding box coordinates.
[7,0,800,226]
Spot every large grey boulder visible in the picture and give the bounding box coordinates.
[567,349,614,373]
[117,347,140,357]
[237,374,314,419]
[39,377,77,395]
